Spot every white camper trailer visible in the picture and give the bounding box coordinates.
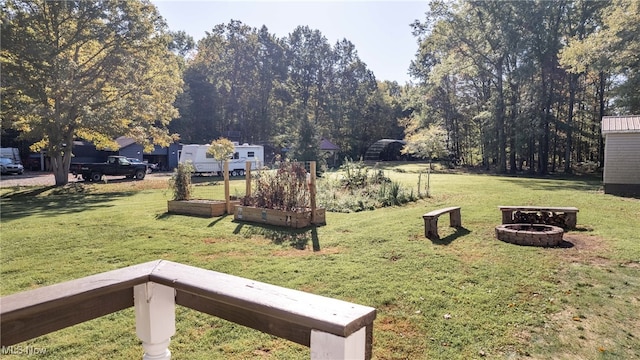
[179,143,264,176]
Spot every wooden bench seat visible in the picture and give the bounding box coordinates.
[499,206,579,229]
[422,206,462,240]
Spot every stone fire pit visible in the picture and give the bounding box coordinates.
[495,223,564,247]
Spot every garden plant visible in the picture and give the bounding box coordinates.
[317,158,419,212]
[241,160,310,212]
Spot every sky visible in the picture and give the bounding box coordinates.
[151,1,429,84]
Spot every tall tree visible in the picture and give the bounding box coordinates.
[1,0,182,185]
[409,0,631,174]
[560,0,640,114]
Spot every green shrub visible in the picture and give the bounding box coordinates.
[340,158,390,190]
[169,162,194,200]
[317,162,419,212]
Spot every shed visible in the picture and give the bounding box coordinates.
[364,139,406,161]
[320,138,340,167]
[601,115,640,196]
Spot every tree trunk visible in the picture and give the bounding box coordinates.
[495,57,507,173]
[598,71,606,168]
[51,151,72,186]
[538,67,554,175]
[51,132,74,186]
[564,73,577,174]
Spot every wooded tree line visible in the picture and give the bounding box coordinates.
[408,0,639,174]
[168,20,405,162]
[2,0,637,187]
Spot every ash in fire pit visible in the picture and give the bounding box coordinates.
[495,223,564,247]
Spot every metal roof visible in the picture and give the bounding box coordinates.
[602,115,640,134]
[319,138,340,151]
[115,136,137,148]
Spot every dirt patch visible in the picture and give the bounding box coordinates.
[548,233,612,267]
[376,314,421,337]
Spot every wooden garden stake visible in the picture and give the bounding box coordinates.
[245,161,252,198]
[224,160,231,214]
[310,161,317,224]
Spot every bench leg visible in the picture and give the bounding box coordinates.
[501,211,513,224]
[424,217,439,240]
[565,213,577,229]
[449,209,462,228]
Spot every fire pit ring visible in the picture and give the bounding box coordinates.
[495,223,564,247]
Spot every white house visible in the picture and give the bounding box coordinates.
[601,115,640,196]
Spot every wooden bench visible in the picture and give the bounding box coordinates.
[422,206,462,240]
[499,206,579,229]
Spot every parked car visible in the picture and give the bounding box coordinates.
[126,158,157,173]
[0,157,24,175]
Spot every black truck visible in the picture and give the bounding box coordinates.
[71,156,148,182]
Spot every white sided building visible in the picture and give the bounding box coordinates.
[179,143,264,176]
[601,115,640,196]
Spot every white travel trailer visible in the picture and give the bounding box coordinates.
[179,143,264,176]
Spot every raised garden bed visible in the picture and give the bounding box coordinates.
[168,199,240,217]
[234,205,325,228]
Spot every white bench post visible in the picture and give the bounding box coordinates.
[134,282,176,360]
[310,327,367,360]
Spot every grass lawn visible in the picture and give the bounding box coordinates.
[1,164,639,359]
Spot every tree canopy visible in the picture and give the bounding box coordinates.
[2,0,636,180]
[407,0,637,174]
[171,21,405,164]
[1,0,183,185]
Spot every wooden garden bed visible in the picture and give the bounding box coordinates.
[234,205,325,228]
[168,199,240,217]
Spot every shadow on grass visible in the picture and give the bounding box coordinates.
[208,214,229,227]
[0,185,135,221]
[232,220,321,251]
[607,192,640,200]
[430,226,471,246]
[156,212,172,220]
[496,175,602,192]
[571,226,594,233]
[556,240,575,248]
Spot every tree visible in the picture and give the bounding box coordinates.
[560,0,640,113]
[409,0,628,174]
[410,0,520,173]
[168,30,195,59]
[207,137,235,175]
[402,121,447,198]
[402,124,448,161]
[290,116,320,162]
[177,21,390,162]
[1,0,183,185]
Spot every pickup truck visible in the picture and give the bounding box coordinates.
[70,156,148,181]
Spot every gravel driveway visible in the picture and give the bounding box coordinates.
[0,171,171,188]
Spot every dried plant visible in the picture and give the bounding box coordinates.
[242,161,310,213]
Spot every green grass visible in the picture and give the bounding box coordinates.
[1,164,639,359]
